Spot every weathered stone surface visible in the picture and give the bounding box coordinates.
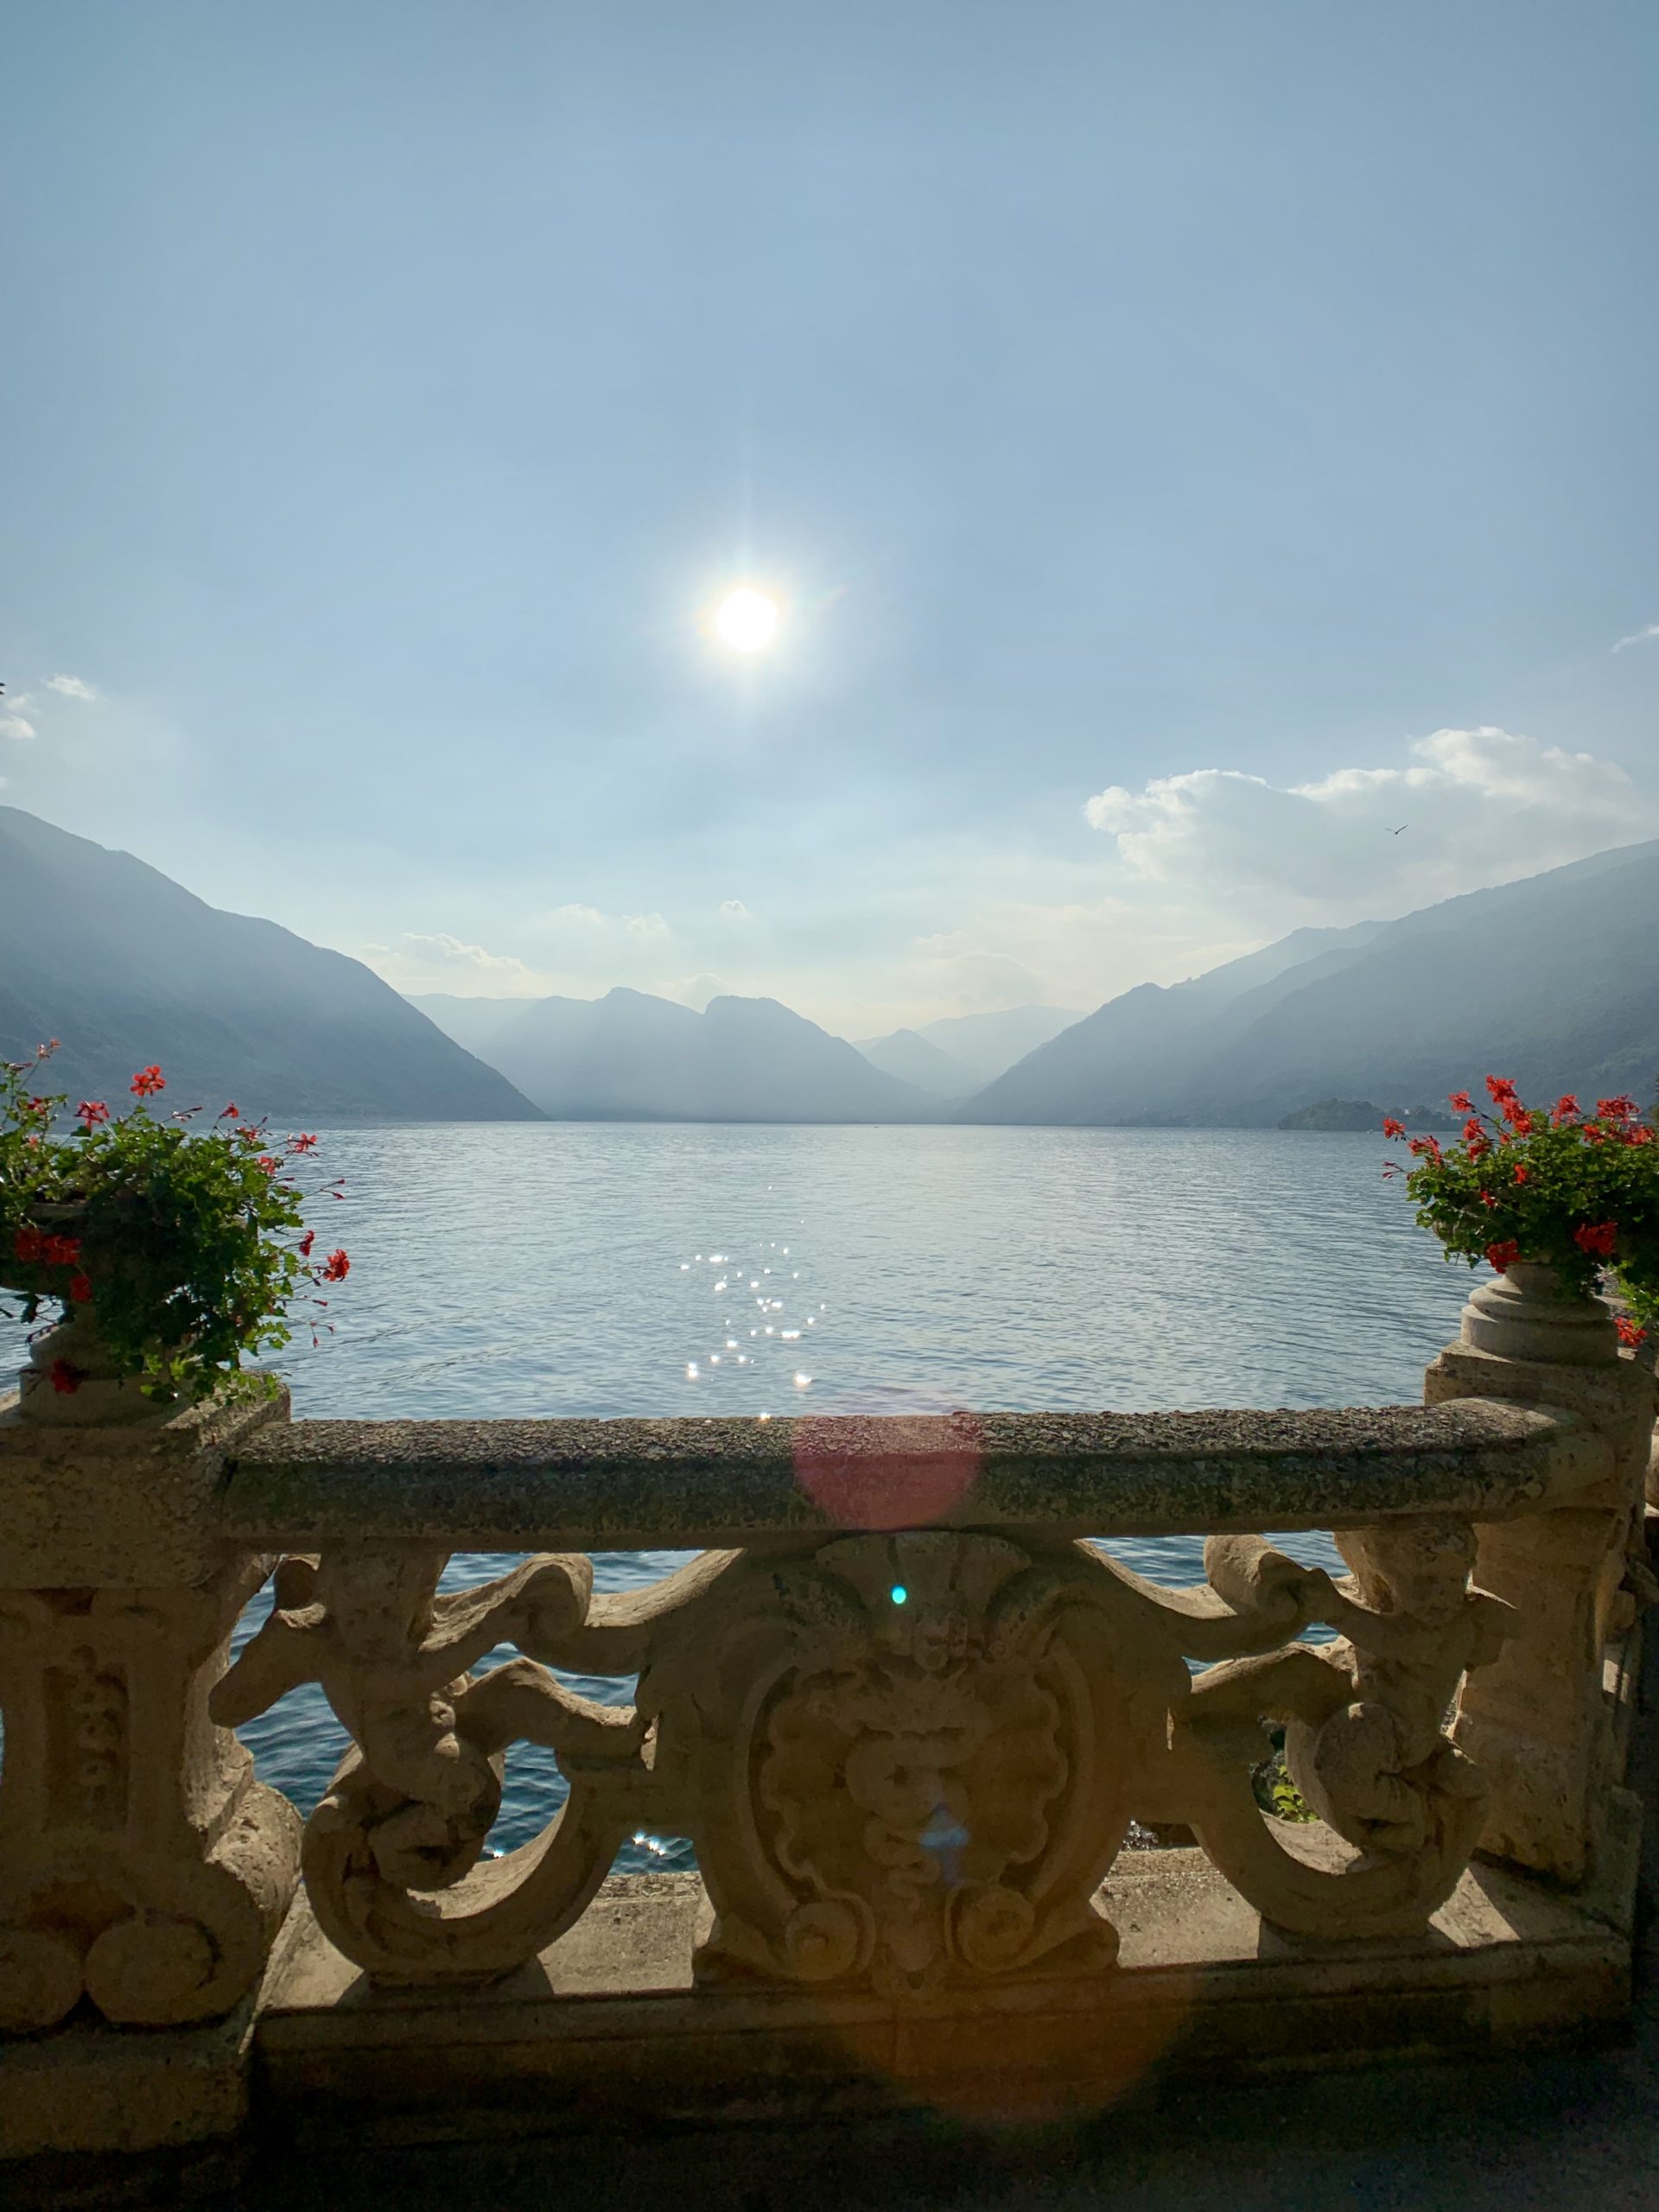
[0,1556,302,2034]
[1427,1341,1656,1885]
[224,1402,1586,1550]
[0,1991,258,2158]
[0,1384,289,1587]
[253,1853,1630,2142]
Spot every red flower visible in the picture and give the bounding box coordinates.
[1448,1090,1474,1114]
[42,1235,81,1267]
[256,1155,279,1176]
[12,1226,44,1263]
[1626,1125,1656,1146]
[130,1065,165,1097]
[297,1230,315,1258]
[1478,1190,1498,1208]
[1485,1239,1522,1273]
[1484,1075,1518,1105]
[76,1100,110,1128]
[321,1249,350,1282]
[219,1103,239,1119]
[1551,1095,1579,1125]
[288,1131,318,1154]
[68,1272,92,1304]
[1382,1116,1407,1140]
[1573,1220,1618,1258]
[1596,1096,1637,1122]
[1462,1117,1484,1143]
[1407,1135,1443,1160]
[1615,1316,1648,1349]
[1512,1165,1529,1185]
[1504,1106,1535,1135]
[49,1358,80,1395]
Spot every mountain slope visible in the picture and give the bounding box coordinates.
[912,1005,1085,1085]
[476,987,929,1121]
[964,841,1659,1126]
[856,1027,976,1096]
[0,807,543,1121]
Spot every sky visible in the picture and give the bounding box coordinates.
[2,1,1656,1039]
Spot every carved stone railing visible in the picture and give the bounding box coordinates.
[1,1303,1654,2159]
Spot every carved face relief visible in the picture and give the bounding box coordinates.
[690,1533,1126,1999]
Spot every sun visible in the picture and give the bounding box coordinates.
[714,586,780,653]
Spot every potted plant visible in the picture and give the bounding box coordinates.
[1,1043,350,1421]
[1385,1077,1659,1363]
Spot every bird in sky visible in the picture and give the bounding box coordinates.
[1386,823,1408,836]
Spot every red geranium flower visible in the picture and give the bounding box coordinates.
[77,1100,110,1128]
[12,1226,44,1263]
[1551,1095,1579,1125]
[297,1230,315,1258]
[288,1132,318,1154]
[1484,1239,1522,1273]
[256,1155,279,1175]
[219,1103,239,1119]
[1596,1096,1637,1122]
[42,1235,81,1267]
[1382,1116,1406,1140]
[1485,1075,1518,1105]
[1462,1117,1484,1143]
[1573,1220,1618,1257]
[1513,1165,1529,1185]
[1615,1316,1648,1349]
[1448,1090,1474,1114]
[321,1249,350,1282]
[68,1272,93,1304]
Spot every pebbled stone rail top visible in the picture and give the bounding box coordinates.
[225,1400,1590,1549]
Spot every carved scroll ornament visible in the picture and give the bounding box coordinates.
[213,1513,1510,1997]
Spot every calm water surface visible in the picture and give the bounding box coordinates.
[3,1123,1474,1866]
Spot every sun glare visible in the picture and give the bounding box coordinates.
[714,586,780,653]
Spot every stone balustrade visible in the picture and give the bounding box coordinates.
[1,1290,1655,2164]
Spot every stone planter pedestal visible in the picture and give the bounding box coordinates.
[0,1381,302,2157]
[1428,1265,1657,1889]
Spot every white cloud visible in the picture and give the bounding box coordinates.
[44,673,97,700]
[717,898,752,922]
[1084,727,1651,921]
[544,903,606,929]
[0,715,36,741]
[363,931,556,997]
[1611,622,1659,653]
[623,912,669,939]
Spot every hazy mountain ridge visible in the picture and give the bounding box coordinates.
[963,841,1659,1127]
[419,986,930,1122]
[0,808,543,1122]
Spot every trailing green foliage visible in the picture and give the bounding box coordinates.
[0,1044,349,1402]
[1384,1077,1659,1344]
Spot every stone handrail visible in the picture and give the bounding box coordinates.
[223,1402,1584,1548]
[2,1285,1656,2160]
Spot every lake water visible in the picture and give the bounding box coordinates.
[1,1122,1477,1868]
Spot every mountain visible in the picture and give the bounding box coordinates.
[0,808,543,1122]
[910,1005,1085,1086]
[963,842,1659,1127]
[442,987,929,1122]
[405,993,537,1058]
[855,1027,977,1096]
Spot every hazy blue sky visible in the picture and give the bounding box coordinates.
[3,2,1656,1034]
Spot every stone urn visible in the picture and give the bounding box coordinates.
[1459,1261,1619,1367]
[3,1200,176,1427]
